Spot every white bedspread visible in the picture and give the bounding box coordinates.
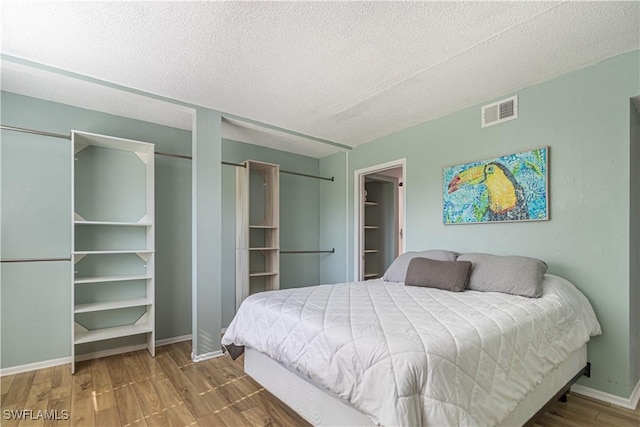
[222,275,601,426]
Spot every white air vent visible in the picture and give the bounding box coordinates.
[481,95,518,128]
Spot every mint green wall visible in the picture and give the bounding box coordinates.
[319,151,349,284]
[221,139,321,327]
[1,128,73,367]
[0,92,193,367]
[319,51,640,397]
[192,108,223,357]
[630,101,640,385]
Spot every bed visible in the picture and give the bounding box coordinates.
[222,252,601,426]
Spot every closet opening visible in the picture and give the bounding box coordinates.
[354,159,406,281]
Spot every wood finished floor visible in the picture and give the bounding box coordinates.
[1,341,638,427]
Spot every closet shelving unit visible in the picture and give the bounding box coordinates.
[363,199,379,279]
[71,131,155,373]
[236,160,280,309]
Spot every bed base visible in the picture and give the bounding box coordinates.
[244,344,588,426]
[522,361,590,426]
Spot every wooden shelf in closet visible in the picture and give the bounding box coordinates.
[364,225,378,229]
[236,160,280,309]
[73,250,154,255]
[74,297,152,313]
[74,220,151,227]
[74,274,152,284]
[249,271,278,277]
[364,273,378,279]
[74,322,153,345]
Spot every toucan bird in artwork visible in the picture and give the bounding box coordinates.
[447,162,529,221]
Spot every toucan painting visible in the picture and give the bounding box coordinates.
[443,148,548,224]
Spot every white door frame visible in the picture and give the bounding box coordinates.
[353,158,406,281]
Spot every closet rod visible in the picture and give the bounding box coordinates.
[281,249,335,254]
[1,124,70,140]
[280,169,334,182]
[222,161,245,168]
[155,151,193,160]
[1,124,334,181]
[221,160,334,182]
[155,155,335,182]
[1,257,71,263]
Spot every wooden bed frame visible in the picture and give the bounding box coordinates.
[244,344,590,426]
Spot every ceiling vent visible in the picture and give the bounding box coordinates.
[481,95,518,128]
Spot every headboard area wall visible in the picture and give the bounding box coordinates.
[318,50,640,401]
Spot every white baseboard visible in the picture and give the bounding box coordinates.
[191,350,224,362]
[571,379,640,410]
[1,334,193,377]
[189,328,227,362]
[157,334,192,347]
[0,356,71,377]
[631,380,640,410]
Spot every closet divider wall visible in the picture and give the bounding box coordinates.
[71,131,155,373]
[236,160,280,309]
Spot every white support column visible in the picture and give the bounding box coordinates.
[192,108,223,360]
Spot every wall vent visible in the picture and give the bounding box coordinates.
[481,95,518,128]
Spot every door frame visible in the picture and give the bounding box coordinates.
[353,158,406,281]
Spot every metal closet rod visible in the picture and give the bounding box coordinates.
[1,257,71,263]
[0,126,333,182]
[281,249,335,254]
[165,154,335,182]
[1,124,71,140]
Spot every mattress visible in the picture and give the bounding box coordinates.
[222,274,601,426]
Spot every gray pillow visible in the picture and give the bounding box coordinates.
[383,250,458,282]
[457,253,548,298]
[405,258,472,292]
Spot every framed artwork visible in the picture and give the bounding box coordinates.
[443,147,548,224]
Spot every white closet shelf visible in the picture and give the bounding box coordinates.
[364,201,378,206]
[74,298,152,313]
[73,250,154,255]
[249,225,277,229]
[74,221,152,226]
[248,247,279,251]
[249,271,278,277]
[364,225,378,229]
[71,130,155,374]
[364,273,378,279]
[74,274,152,284]
[364,249,379,253]
[74,322,152,344]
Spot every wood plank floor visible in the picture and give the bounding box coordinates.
[1,341,638,426]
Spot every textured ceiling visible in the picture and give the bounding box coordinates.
[1,1,639,158]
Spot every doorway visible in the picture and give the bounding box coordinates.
[354,159,406,281]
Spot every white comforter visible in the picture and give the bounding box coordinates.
[222,275,601,426]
